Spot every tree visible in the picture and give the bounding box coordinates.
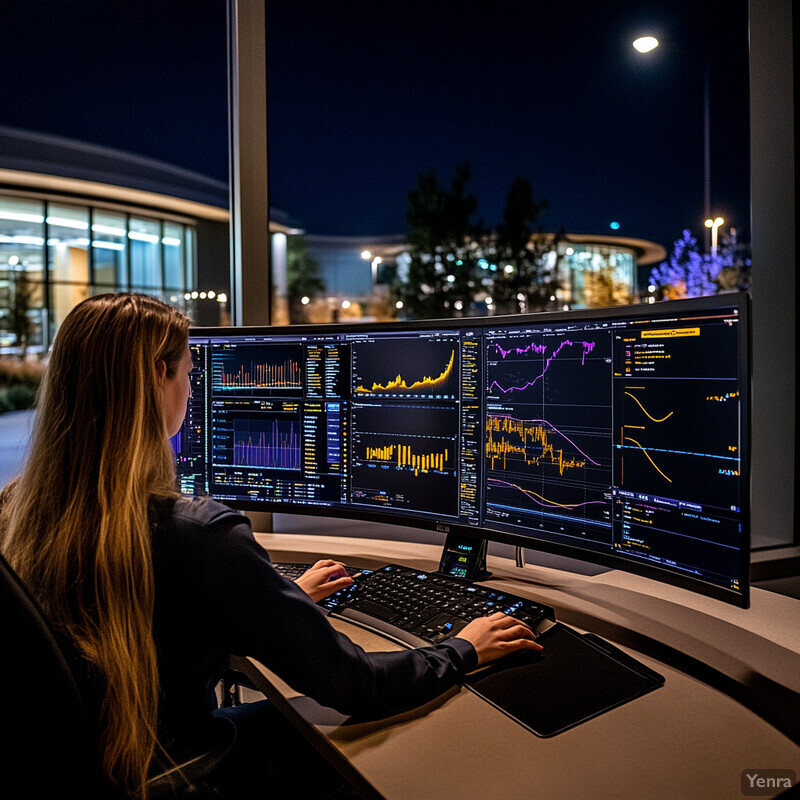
[286,234,325,323]
[393,162,482,318]
[394,166,561,318]
[715,228,751,292]
[10,264,34,359]
[488,178,557,314]
[582,266,634,307]
[649,229,721,299]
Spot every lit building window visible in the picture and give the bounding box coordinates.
[92,209,128,290]
[0,193,198,352]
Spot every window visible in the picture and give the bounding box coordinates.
[163,221,185,291]
[47,204,91,334]
[0,197,46,352]
[130,217,162,289]
[0,193,198,348]
[92,209,128,289]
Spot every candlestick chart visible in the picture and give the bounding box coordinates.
[364,442,451,476]
[486,414,598,475]
[350,401,459,517]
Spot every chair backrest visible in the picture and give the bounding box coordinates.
[0,551,112,798]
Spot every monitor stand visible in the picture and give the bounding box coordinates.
[436,533,492,582]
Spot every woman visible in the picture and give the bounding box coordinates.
[0,293,540,798]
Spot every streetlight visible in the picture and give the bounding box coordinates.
[633,36,659,53]
[705,216,724,256]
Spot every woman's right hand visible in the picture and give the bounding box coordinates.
[455,612,543,666]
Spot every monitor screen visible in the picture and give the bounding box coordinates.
[175,294,750,606]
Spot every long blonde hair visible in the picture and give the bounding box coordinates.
[0,293,190,794]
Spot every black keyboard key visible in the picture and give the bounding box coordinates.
[414,612,469,643]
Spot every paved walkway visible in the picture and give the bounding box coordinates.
[0,409,34,488]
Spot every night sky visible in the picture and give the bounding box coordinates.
[1,0,750,252]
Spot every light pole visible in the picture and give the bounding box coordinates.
[361,249,381,292]
[633,35,714,247]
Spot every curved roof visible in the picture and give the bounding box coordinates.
[307,231,666,267]
[0,125,230,219]
[1,126,298,233]
[560,232,666,265]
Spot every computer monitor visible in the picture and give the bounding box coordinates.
[175,293,750,607]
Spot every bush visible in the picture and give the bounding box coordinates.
[0,383,38,412]
[0,358,44,413]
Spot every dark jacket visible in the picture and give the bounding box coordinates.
[150,495,477,752]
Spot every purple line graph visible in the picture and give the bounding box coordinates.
[234,420,301,470]
[487,338,596,395]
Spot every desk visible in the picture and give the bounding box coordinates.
[237,533,800,800]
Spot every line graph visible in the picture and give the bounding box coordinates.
[493,338,596,362]
[487,338,597,395]
[624,391,674,422]
[352,336,459,398]
[622,435,672,482]
[487,477,608,511]
[355,349,455,394]
[485,412,610,520]
[616,379,741,506]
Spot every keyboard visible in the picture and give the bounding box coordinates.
[318,563,556,649]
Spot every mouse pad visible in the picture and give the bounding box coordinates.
[465,622,664,737]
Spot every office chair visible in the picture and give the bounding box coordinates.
[0,551,234,799]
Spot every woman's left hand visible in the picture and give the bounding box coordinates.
[294,559,355,603]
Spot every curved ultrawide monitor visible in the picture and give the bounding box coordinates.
[175,294,751,607]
